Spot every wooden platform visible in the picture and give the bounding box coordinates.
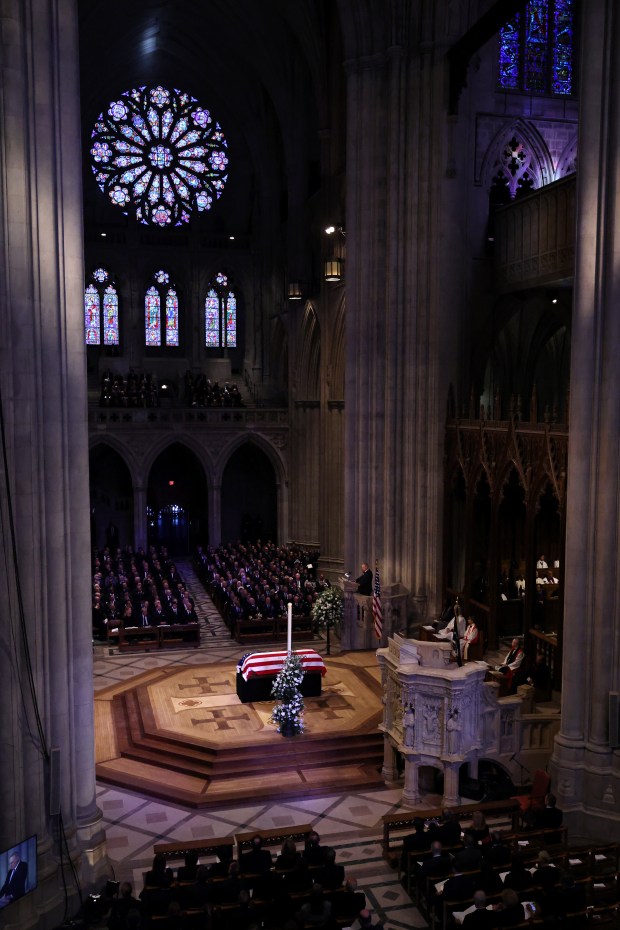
[95,652,385,807]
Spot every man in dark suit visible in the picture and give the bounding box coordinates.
[535,793,563,830]
[356,563,373,595]
[239,835,272,874]
[462,890,496,928]
[0,851,28,905]
[452,833,482,873]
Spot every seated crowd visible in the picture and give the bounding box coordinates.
[184,371,244,408]
[92,544,197,641]
[401,794,618,929]
[194,541,328,631]
[105,832,377,930]
[99,369,160,408]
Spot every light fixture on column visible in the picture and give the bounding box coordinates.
[287,281,303,300]
[324,259,343,282]
[324,224,346,282]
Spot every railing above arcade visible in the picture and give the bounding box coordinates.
[89,406,289,429]
[493,173,576,294]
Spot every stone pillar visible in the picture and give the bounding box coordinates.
[341,2,460,623]
[443,763,460,807]
[0,2,106,926]
[133,485,147,550]
[402,757,421,806]
[550,0,620,837]
[382,733,398,782]
[208,482,222,546]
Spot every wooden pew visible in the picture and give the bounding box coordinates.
[107,622,200,654]
[153,835,234,863]
[382,798,519,864]
[235,824,314,861]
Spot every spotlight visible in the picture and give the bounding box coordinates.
[325,225,336,235]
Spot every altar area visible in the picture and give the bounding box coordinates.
[94,650,383,807]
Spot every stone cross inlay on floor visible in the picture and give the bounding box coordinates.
[177,674,231,693]
[191,708,251,730]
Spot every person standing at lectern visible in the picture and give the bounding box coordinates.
[356,563,373,595]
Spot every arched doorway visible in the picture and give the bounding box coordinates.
[221,443,277,544]
[89,444,134,550]
[147,443,208,555]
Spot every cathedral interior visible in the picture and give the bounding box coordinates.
[1,0,620,927]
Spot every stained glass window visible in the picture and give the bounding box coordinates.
[85,269,119,345]
[498,0,574,96]
[145,272,180,347]
[204,275,237,348]
[145,287,161,346]
[85,285,101,345]
[103,287,119,345]
[225,292,237,348]
[89,84,228,227]
[165,289,179,346]
[205,289,220,347]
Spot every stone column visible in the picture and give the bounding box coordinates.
[208,482,222,546]
[341,1,462,625]
[382,734,398,782]
[443,763,460,807]
[0,2,105,925]
[550,0,620,837]
[133,485,147,550]
[403,757,421,806]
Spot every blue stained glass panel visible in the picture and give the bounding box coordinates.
[498,17,521,90]
[85,285,101,345]
[524,0,549,93]
[145,287,161,346]
[225,292,237,348]
[552,0,574,94]
[103,286,119,345]
[498,1,574,96]
[205,289,220,347]
[165,289,179,346]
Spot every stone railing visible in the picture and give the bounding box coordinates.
[494,173,576,294]
[89,406,289,429]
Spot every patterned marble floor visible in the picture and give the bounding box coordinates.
[93,559,431,928]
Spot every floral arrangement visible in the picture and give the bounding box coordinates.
[270,652,304,736]
[311,585,344,630]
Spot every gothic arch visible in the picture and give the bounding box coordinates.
[328,295,345,401]
[556,133,578,178]
[88,434,139,486]
[480,118,555,198]
[296,302,321,401]
[141,433,216,488]
[214,432,286,489]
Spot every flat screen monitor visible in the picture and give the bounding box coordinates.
[0,835,37,911]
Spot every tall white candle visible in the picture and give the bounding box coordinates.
[287,601,293,654]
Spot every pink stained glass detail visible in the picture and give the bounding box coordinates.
[103,286,119,345]
[225,292,237,347]
[165,289,179,346]
[85,284,101,345]
[205,289,220,347]
[145,286,161,346]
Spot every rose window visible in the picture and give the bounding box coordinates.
[90,84,228,227]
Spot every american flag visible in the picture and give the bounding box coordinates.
[372,564,383,639]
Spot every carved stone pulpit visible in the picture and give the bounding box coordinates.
[375,634,559,807]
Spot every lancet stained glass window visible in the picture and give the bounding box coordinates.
[90,84,228,227]
[498,0,574,96]
[85,268,119,345]
[204,274,237,348]
[145,271,180,347]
